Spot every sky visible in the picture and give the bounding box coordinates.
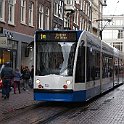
[103,0,124,15]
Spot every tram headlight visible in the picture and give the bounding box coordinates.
[66,80,71,85]
[36,79,41,84]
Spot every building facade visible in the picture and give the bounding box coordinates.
[102,15,124,52]
[64,0,92,31]
[91,0,106,37]
[37,0,51,30]
[52,0,64,30]
[0,0,105,70]
[0,0,37,70]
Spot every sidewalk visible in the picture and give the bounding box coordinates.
[0,88,39,121]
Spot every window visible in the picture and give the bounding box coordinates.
[67,0,71,4]
[29,1,33,26]
[75,41,85,83]
[80,0,83,10]
[64,16,68,28]
[0,0,5,21]
[113,42,123,51]
[39,5,44,29]
[76,11,79,25]
[74,11,77,24]
[21,0,26,23]
[8,0,15,24]
[45,8,50,30]
[118,30,123,39]
[66,0,74,5]
[54,1,63,19]
[58,1,63,19]
[102,55,113,78]
[79,18,82,30]
[86,47,100,81]
[54,2,58,16]
[86,36,100,81]
[83,1,86,13]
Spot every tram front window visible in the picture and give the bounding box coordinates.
[36,42,77,76]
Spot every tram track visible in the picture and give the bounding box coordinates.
[31,107,71,124]
[0,85,122,124]
[30,102,90,124]
[0,102,41,122]
[0,102,83,124]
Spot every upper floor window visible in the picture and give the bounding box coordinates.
[66,0,75,5]
[54,2,58,16]
[0,0,5,22]
[67,0,71,4]
[54,1,63,19]
[39,5,44,29]
[118,30,123,39]
[113,42,123,51]
[45,8,50,30]
[8,0,15,25]
[21,0,26,24]
[58,1,63,19]
[29,1,34,26]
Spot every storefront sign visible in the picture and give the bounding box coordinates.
[0,37,7,48]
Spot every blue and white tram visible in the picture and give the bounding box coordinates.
[34,30,124,102]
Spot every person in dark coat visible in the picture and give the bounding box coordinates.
[22,66,30,91]
[1,62,14,99]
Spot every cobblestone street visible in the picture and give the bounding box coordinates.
[1,85,124,124]
[0,88,38,122]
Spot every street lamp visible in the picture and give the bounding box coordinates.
[95,18,112,40]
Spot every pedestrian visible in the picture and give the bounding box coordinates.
[1,62,14,99]
[22,66,30,91]
[30,65,34,88]
[13,68,22,94]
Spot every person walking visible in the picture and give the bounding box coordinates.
[22,66,30,91]
[1,62,14,99]
[13,68,22,94]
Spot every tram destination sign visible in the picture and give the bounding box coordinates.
[36,31,77,42]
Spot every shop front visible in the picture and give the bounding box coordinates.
[0,36,17,70]
[0,28,33,70]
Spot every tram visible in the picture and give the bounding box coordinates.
[34,30,124,102]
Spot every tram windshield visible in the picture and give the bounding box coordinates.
[36,41,77,76]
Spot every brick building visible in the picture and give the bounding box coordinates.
[0,0,106,70]
[0,0,37,70]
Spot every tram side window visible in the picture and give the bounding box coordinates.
[75,44,85,83]
[119,59,123,75]
[102,54,113,78]
[86,48,100,81]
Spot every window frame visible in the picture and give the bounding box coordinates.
[0,0,5,22]
[29,1,34,26]
[38,4,44,29]
[45,7,50,30]
[8,0,15,25]
[21,0,26,24]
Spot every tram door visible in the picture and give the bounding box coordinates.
[118,59,123,84]
[114,58,119,86]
